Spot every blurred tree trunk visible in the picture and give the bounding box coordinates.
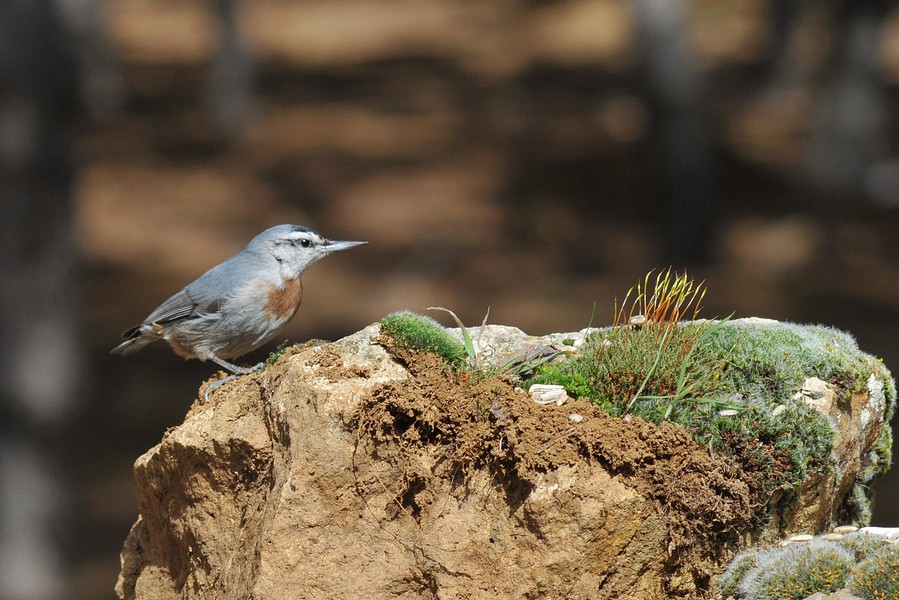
[630,0,716,265]
[0,1,83,598]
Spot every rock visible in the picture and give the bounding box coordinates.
[116,320,894,600]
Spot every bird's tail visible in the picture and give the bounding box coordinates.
[110,324,159,356]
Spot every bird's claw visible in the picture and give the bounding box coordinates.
[202,362,265,400]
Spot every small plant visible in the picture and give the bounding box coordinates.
[719,534,899,599]
[525,270,848,502]
[615,270,715,414]
[737,539,853,599]
[530,269,734,417]
[426,306,481,369]
[849,543,899,600]
[380,310,467,369]
[265,348,289,367]
[717,549,760,598]
[840,531,890,562]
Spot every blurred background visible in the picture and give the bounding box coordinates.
[2,0,898,598]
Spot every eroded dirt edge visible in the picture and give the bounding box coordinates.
[352,337,758,591]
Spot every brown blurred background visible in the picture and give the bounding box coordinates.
[2,0,899,598]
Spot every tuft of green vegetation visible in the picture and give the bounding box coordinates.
[524,270,899,503]
[700,321,875,408]
[839,532,890,562]
[849,543,899,600]
[882,364,897,416]
[265,339,327,367]
[737,539,853,599]
[266,348,289,367]
[529,270,731,417]
[426,306,480,368]
[717,549,760,598]
[380,310,468,369]
[378,272,894,523]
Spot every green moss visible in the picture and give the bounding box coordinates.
[380,310,467,369]
[526,318,899,509]
[530,321,728,415]
[865,361,895,480]
[849,543,899,600]
[882,363,896,416]
[528,320,842,496]
[701,320,874,408]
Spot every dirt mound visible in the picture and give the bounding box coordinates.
[116,323,892,600]
[358,341,753,570]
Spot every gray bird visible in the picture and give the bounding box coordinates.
[111,224,365,395]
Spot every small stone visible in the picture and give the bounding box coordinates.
[787,534,813,542]
[833,525,859,534]
[529,384,569,406]
[718,409,739,417]
[822,533,843,541]
[771,404,787,417]
[860,526,899,539]
[569,413,584,423]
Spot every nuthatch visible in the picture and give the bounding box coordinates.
[111,224,365,395]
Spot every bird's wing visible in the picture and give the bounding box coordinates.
[130,250,268,332]
[117,288,201,342]
[141,289,203,325]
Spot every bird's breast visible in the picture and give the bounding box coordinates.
[265,277,303,320]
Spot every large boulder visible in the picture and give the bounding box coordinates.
[116,320,894,599]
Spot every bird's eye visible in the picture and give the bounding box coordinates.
[300,239,312,248]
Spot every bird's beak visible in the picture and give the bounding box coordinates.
[324,239,367,252]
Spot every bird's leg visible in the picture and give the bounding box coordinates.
[204,356,265,399]
[211,356,264,375]
[204,374,237,399]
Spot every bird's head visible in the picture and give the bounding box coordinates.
[251,224,366,278]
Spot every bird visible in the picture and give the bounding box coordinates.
[111,224,366,396]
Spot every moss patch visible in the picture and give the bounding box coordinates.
[379,310,467,369]
[527,318,893,517]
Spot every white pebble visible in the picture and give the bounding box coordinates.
[833,525,859,534]
[771,404,787,417]
[718,409,739,417]
[860,526,899,540]
[529,384,569,406]
[569,413,584,423]
[788,534,813,542]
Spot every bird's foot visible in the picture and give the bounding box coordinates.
[203,360,265,399]
[203,374,238,399]
[210,356,264,375]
